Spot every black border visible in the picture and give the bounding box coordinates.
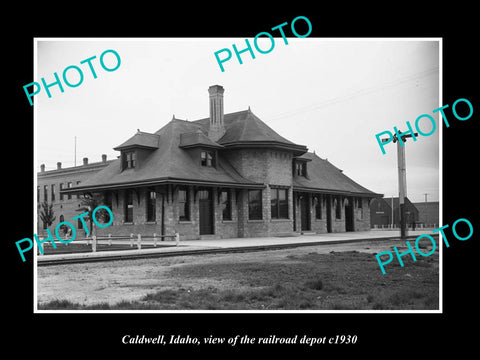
[6,5,478,356]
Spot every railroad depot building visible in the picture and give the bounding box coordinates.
[60,85,380,240]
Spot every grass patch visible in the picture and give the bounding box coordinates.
[38,249,439,310]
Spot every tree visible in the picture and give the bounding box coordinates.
[77,193,111,235]
[39,202,56,230]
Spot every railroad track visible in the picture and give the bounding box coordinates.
[36,235,432,266]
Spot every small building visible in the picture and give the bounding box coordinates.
[61,85,381,239]
[370,197,419,229]
[412,201,439,228]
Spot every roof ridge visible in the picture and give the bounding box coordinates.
[191,108,249,123]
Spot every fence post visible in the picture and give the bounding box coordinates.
[92,235,97,252]
[108,233,112,246]
[86,234,91,245]
[175,232,180,246]
[38,239,43,256]
[130,233,134,247]
[137,234,142,250]
[153,233,157,247]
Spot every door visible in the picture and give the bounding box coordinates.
[300,194,310,231]
[198,189,214,235]
[345,197,355,232]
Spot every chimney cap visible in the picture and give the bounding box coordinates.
[208,84,224,94]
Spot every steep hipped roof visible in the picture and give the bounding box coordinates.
[114,131,160,150]
[293,152,380,197]
[69,118,263,192]
[179,130,224,149]
[193,110,307,155]
[65,109,378,196]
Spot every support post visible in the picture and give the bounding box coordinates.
[137,234,141,250]
[92,235,97,252]
[397,140,407,240]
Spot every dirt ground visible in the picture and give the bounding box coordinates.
[36,239,439,308]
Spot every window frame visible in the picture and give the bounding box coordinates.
[200,150,215,167]
[146,190,156,222]
[67,182,72,200]
[178,186,190,221]
[221,189,232,221]
[124,190,134,223]
[270,187,288,220]
[122,150,136,170]
[248,189,263,220]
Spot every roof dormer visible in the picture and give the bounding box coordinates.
[114,130,160,171]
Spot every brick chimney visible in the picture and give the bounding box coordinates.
[102,154,107,163]
[208,85,225,142]
[83,157,88,165]
[40,164,45,172]
[57,162,62,170]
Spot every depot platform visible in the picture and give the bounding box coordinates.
[36,229,436,266]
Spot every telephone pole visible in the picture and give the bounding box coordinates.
[381,130,418,240]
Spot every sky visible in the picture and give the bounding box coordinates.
[35,38,440,203]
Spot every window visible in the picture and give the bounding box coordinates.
[124,190,133,222]
[271,188,288,219]
[59,183,64,200]
[146,190,156,222]
[201,150,215,167]
[122,151,136,169]
[37,186,40,203]
[221,190,231,220]
[248,189,263,220]
[357,197,363,219]
[315,195,322,219]
[178,187,190,221]
[335,196,342,219]
[51,184,55,202]
[43,185,48,202]
[294,162,307,177]
[67,182,72,200]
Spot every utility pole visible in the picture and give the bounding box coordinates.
[381,130,418,240]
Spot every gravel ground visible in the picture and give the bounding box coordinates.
[36,239,438,307]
